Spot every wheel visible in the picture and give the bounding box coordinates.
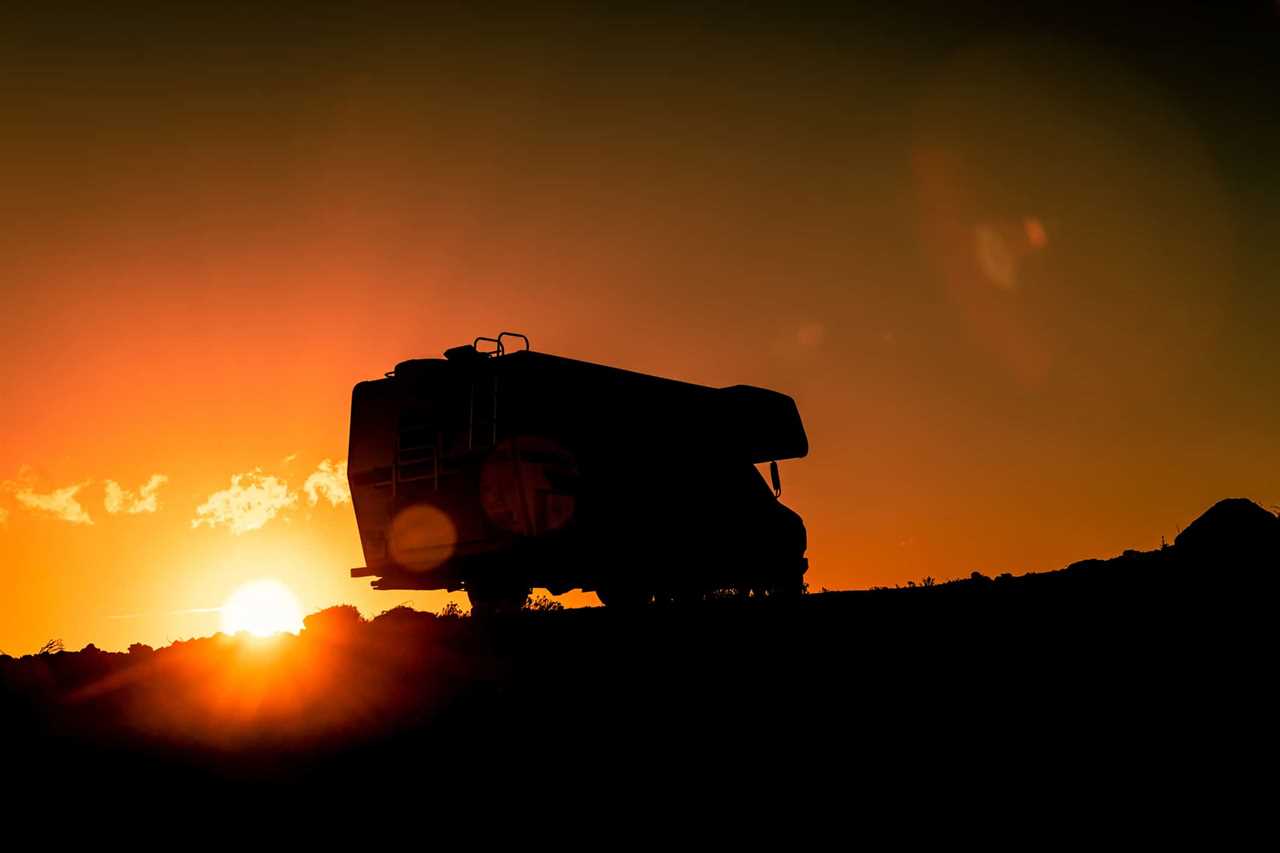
[664,585,706,606]
[467,585,530,617]
[596,584,652,609]
[762,569,806,601]
[765,579,804,601]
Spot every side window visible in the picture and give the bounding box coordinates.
[397,408,437,483]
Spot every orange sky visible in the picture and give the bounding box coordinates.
[2,3,1278,653]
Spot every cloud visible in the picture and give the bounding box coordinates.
[15,482,94,525]
[0,506,8,526]
[304,459,350,507]
[104,474,169,514]
[192,471,297,534]
[103,482,127,514]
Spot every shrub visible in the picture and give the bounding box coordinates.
[304,604,365,635]
[524,594,564,612]
[437,601,466,619]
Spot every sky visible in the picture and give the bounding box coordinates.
[2,1,1278,653]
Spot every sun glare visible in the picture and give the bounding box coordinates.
[220,579,304,637]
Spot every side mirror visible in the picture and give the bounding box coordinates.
[769,460,781,498]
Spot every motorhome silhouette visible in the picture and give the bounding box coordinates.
[348,333,809,613]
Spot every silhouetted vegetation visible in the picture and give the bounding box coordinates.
[303,604,365,635]
[437,601,466,619]
[523,594,564,612]
[1,497,1273,799]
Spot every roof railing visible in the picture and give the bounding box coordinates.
[472,332,530,357]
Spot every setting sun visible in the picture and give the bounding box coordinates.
[220,580,304,637]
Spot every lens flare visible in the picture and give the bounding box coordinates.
[389,504,457,571]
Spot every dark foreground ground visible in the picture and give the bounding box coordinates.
[3,499,1275,809]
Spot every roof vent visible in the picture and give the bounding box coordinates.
[443,345,487,362]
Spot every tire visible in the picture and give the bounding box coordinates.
[467,585,530,617]
[596,584,652,609]
[761,561,807,601]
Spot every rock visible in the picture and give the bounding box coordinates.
[1174,498,1279,567]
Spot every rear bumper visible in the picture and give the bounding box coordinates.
[350,565,462,591]
[351,537,507,590]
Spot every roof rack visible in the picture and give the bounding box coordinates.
[471,331,531,358]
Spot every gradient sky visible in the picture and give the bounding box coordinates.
[3,1,1278,653]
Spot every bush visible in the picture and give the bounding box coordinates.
[524,594,564,612]
[369,605,431,632]
[304,605,365,635]
[437,601,466,619]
